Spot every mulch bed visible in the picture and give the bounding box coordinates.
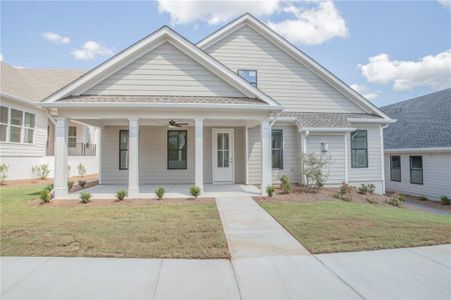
[29,197,215,207]
[1,174,98,187]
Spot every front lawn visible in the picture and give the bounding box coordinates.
[1,185,229,258]
[259,200,451,254]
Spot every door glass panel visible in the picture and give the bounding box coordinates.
[217,133,223,150]
[224,150,229,167]
[224,133,229,150]
[217,150,223,168]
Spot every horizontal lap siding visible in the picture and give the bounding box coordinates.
[206,26,364,113]
[101,126,128,184]
[85,42,244,97]
[385,153,451,200]
[247,126,261,184]
[272,125,300,183]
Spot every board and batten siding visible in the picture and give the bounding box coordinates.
[384,152,451,200]
[101,126,245,184]
[85,42,244,97]
[205,25,365,113]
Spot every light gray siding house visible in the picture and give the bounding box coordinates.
[0,62,99,179]
[39,14,394,199]
[382,89,451,200]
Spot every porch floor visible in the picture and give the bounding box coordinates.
[68,184,261,199]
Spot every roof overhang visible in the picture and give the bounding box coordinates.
[299,127,356,133]
[347,118,397,124]
[385,147,451,154]
[0,92,36,106]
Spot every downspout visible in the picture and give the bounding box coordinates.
[380,124,389,194]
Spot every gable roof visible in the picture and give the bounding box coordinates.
[381,88,451,149]
[197,13,392,120]
[42,26,281,108]
[0,62,85,102]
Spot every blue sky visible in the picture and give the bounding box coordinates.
[1,0,450,107]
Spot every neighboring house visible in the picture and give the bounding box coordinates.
[0,62,99,180]
[39,14,393,198]
[381,89,451,200]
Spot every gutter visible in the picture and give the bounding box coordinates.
[347,118,396,124]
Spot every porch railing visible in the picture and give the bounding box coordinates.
[46,141,97,156]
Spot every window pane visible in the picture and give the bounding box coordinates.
[120,150,129,169]
[411,169,423,184]
[351,131,367,148]
[68,137,77,148]
[224,150,229,167]
[25,113,35,128]
[238,70,257,86]
[0,124,6,141]
[391,169,401,181]
[217,133,223,150]
[0,106,8,124]
[224,133,229,150]
[168,131,187,169]
[120,130,129,150]
[217,150,223,168]
[272,149,282,169]
[272,131,282,148]
[411,156,422,169]
[352,149,367,167]
[391,156,400,168]
[11,109,22,126]
[24,128,34,143]
[9,126,21,142]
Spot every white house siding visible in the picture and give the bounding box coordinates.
[306,134,345,185]
[384,152,451,200]
[205,25,365,113]
[100,125,245,185]
[85,42,244,97]
[247,126,261,184]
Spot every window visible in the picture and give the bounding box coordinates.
[0,106,8,142]
[238,70,257,87]
[119,130,129,170]
[410,156,423,184]
[68,126,77,148]
[272,130,283,169]
[390,156,401,182]
[351,130,368,168]
[24,112,35,144]
[9,109,23,143]
[168,130,187,170]
[217,133,230,168]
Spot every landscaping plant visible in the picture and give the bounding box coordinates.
[80,192,92,203]
[419,195,428,201]
[67,180,74,191]
[155,187,165,200]
[367,184,376,194]
[45,184,54,191]
[387,193,405,207]
[189,185,201,198]
[31,164,51,180]
[0,164,9,184]
[77,163,87,177]
[440,195,450,205]
[78,179,87,188]
[335,181,352,201]
[300,152,332,192]
[115,189,127,201]
[358,184,376,195]
[39,188,51,204]
[266,185,275,197]
[280,175,291,194]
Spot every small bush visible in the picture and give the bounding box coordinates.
[77,163,87,177]
[419,195,428,201]
[80,192,92,203]
[155,187,165,200]
[367,184,376,194]
[266,185,275,197]
[67,180,74,191]
[39,189,51,203]
[78,179,87,188]
[0,164,9,184]
[32,164,51,180]
[335,182,352,201]
[387,193,405,207]
[189,185,201,198]
[45,184,54,191]
[440,195,450,205]
[358,184,369,195]
[301,152,332,192]
[342,195,352,202]
[115,189,127,201]
[280,175,291,194]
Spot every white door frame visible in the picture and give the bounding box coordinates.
[212,128,235,184]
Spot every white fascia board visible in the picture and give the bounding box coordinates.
[347,118,397,124]
[198,14,392,120]
[385,147,451,154]
[300,127,356,133]
[0,92,37,106]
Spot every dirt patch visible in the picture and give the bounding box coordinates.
[1,174,98,187]
[29,197,215,207]
[400,194,451,212]
[254,186,389,204]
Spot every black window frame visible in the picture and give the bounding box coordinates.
[119,130,129,170]
[390,155,401,182]
[237,69,257,87]
[272,129,283,170]
[68,126,77,148]
[167,130,188,170]
[350,130,368,168]
[410,156,423,185]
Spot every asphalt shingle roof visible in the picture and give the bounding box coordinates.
[381,88,451,149]
[279,112,382,128]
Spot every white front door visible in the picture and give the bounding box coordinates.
[212,129,234,184]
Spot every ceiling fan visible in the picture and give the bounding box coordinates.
[168,119,188,128]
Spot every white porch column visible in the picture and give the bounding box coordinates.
[128,118,139,197]
[97,127,103,184]
[54,117,68,199]
[260,119,271,194]
[195,118,204,191]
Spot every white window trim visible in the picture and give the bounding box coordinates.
[0,106,36,145]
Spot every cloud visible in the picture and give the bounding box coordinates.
[358,50,451,91]
[42,32,70,44]
[438,0,451,11]
[0,53,3,62]
[268,1,349,45]
[71,41,115,60]
[350,84,379,100]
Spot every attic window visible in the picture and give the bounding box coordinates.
[238,70,257,87]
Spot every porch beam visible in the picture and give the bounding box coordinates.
[128,118,140,197]
[54,117,69,198]
[260,119,271,194]
[195,118,204,192]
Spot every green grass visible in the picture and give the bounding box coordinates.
[260,201,451,254]
[1,185,228,258]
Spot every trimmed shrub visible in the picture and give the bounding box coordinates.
[45,184,54,192]
[80,192,92,203]
[39,189,51,203]
[0,164,9,184]
[419,195,428,201]
[387,193,405,207]
[155,187,165,200]
[280,175,291,194]
[77,163,87,177]
[367,184,376,194]
[266,185,275,197]
[440,195,450,205]
[32,164,50,180]
[189,185,201,198]
[115,189,127,201]
[67,180,74,191]
[300,152,332,192]
[358,184,368,195]
[78,179,87,188]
